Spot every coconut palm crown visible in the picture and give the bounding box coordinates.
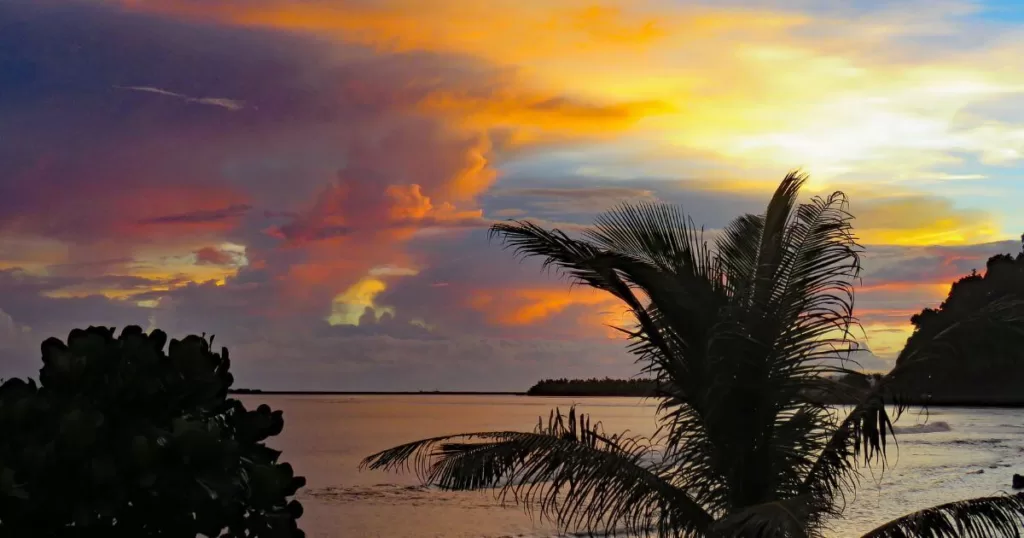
[362,172,1024,537]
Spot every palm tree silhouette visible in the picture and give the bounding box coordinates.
[362,172,1024,537]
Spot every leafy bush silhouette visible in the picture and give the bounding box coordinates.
[0,325,304,537]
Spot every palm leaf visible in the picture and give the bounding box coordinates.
[360,407,713,536]
[717,213,764,300]
[488,220,614,293]
[713,496,816,538]
[491,210,735,515]
[802,298,1024,526]
[750,170,807,307]
[860,493,1024,538]
[585,201,715,279]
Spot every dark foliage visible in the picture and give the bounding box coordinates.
[526,377,660,396]
[362,405,713,536]
[861,493,1024,538]
[526,374,881,402]
[894,241,1024,404]
[0,326,305,537]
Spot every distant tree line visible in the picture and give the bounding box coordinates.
[528,373,885,401]
[527,377,660,396]
[230,387,265,394]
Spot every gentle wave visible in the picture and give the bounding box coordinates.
[892,421,951,434]
[305,484,508,510]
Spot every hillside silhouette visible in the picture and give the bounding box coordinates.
[892,238,1024,405]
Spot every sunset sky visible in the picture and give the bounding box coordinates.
[2,0,1024,390]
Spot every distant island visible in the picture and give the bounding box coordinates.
[228,388,524,396]
[527,377,660,396]
[526,374,878,402]
[229,388,264,394]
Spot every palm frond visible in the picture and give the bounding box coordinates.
[492,211,736,515]
[748,190,864,521]
[751,170,807,307]
[713,496,816,538]
[860,493,1024,538]
[488,221,613,293]
[686,180,862,517]
[799,392,902,527]
[585,202,715,279]
[360,407,713,536]
[488,220,669,350]
[716,213,765,299]
[802,297,1024,524]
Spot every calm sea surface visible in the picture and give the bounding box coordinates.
[239,395,1024,537]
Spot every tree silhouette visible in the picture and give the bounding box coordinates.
[362,172,1024,537]
[895,238,1024,404]
[0,326,305,537]
[526,377,659,396]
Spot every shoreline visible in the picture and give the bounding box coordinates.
[232,390,526,396]
[232,391,1024,407]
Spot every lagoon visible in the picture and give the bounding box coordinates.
[242,395,1024,537]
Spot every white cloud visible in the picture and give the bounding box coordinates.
[113,85,246,111]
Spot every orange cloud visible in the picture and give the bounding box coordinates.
[118,1,700,63]
[385,185,433,221]
[114,0,799,145]
[274,179,486,247]
[468,286,623,334]
[267,132,492,315]
[113,0,1024,221]
[418,89,672,145]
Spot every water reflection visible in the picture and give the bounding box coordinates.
[243,395,1024,538]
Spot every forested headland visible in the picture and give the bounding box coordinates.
[889,243,1024,405]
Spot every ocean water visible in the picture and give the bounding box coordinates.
[239,395,1024,537]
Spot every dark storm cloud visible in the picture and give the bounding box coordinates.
[0,0,498,242]
[139,205,253,225]
[861,240,1021,286]
[482,175,768,226]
